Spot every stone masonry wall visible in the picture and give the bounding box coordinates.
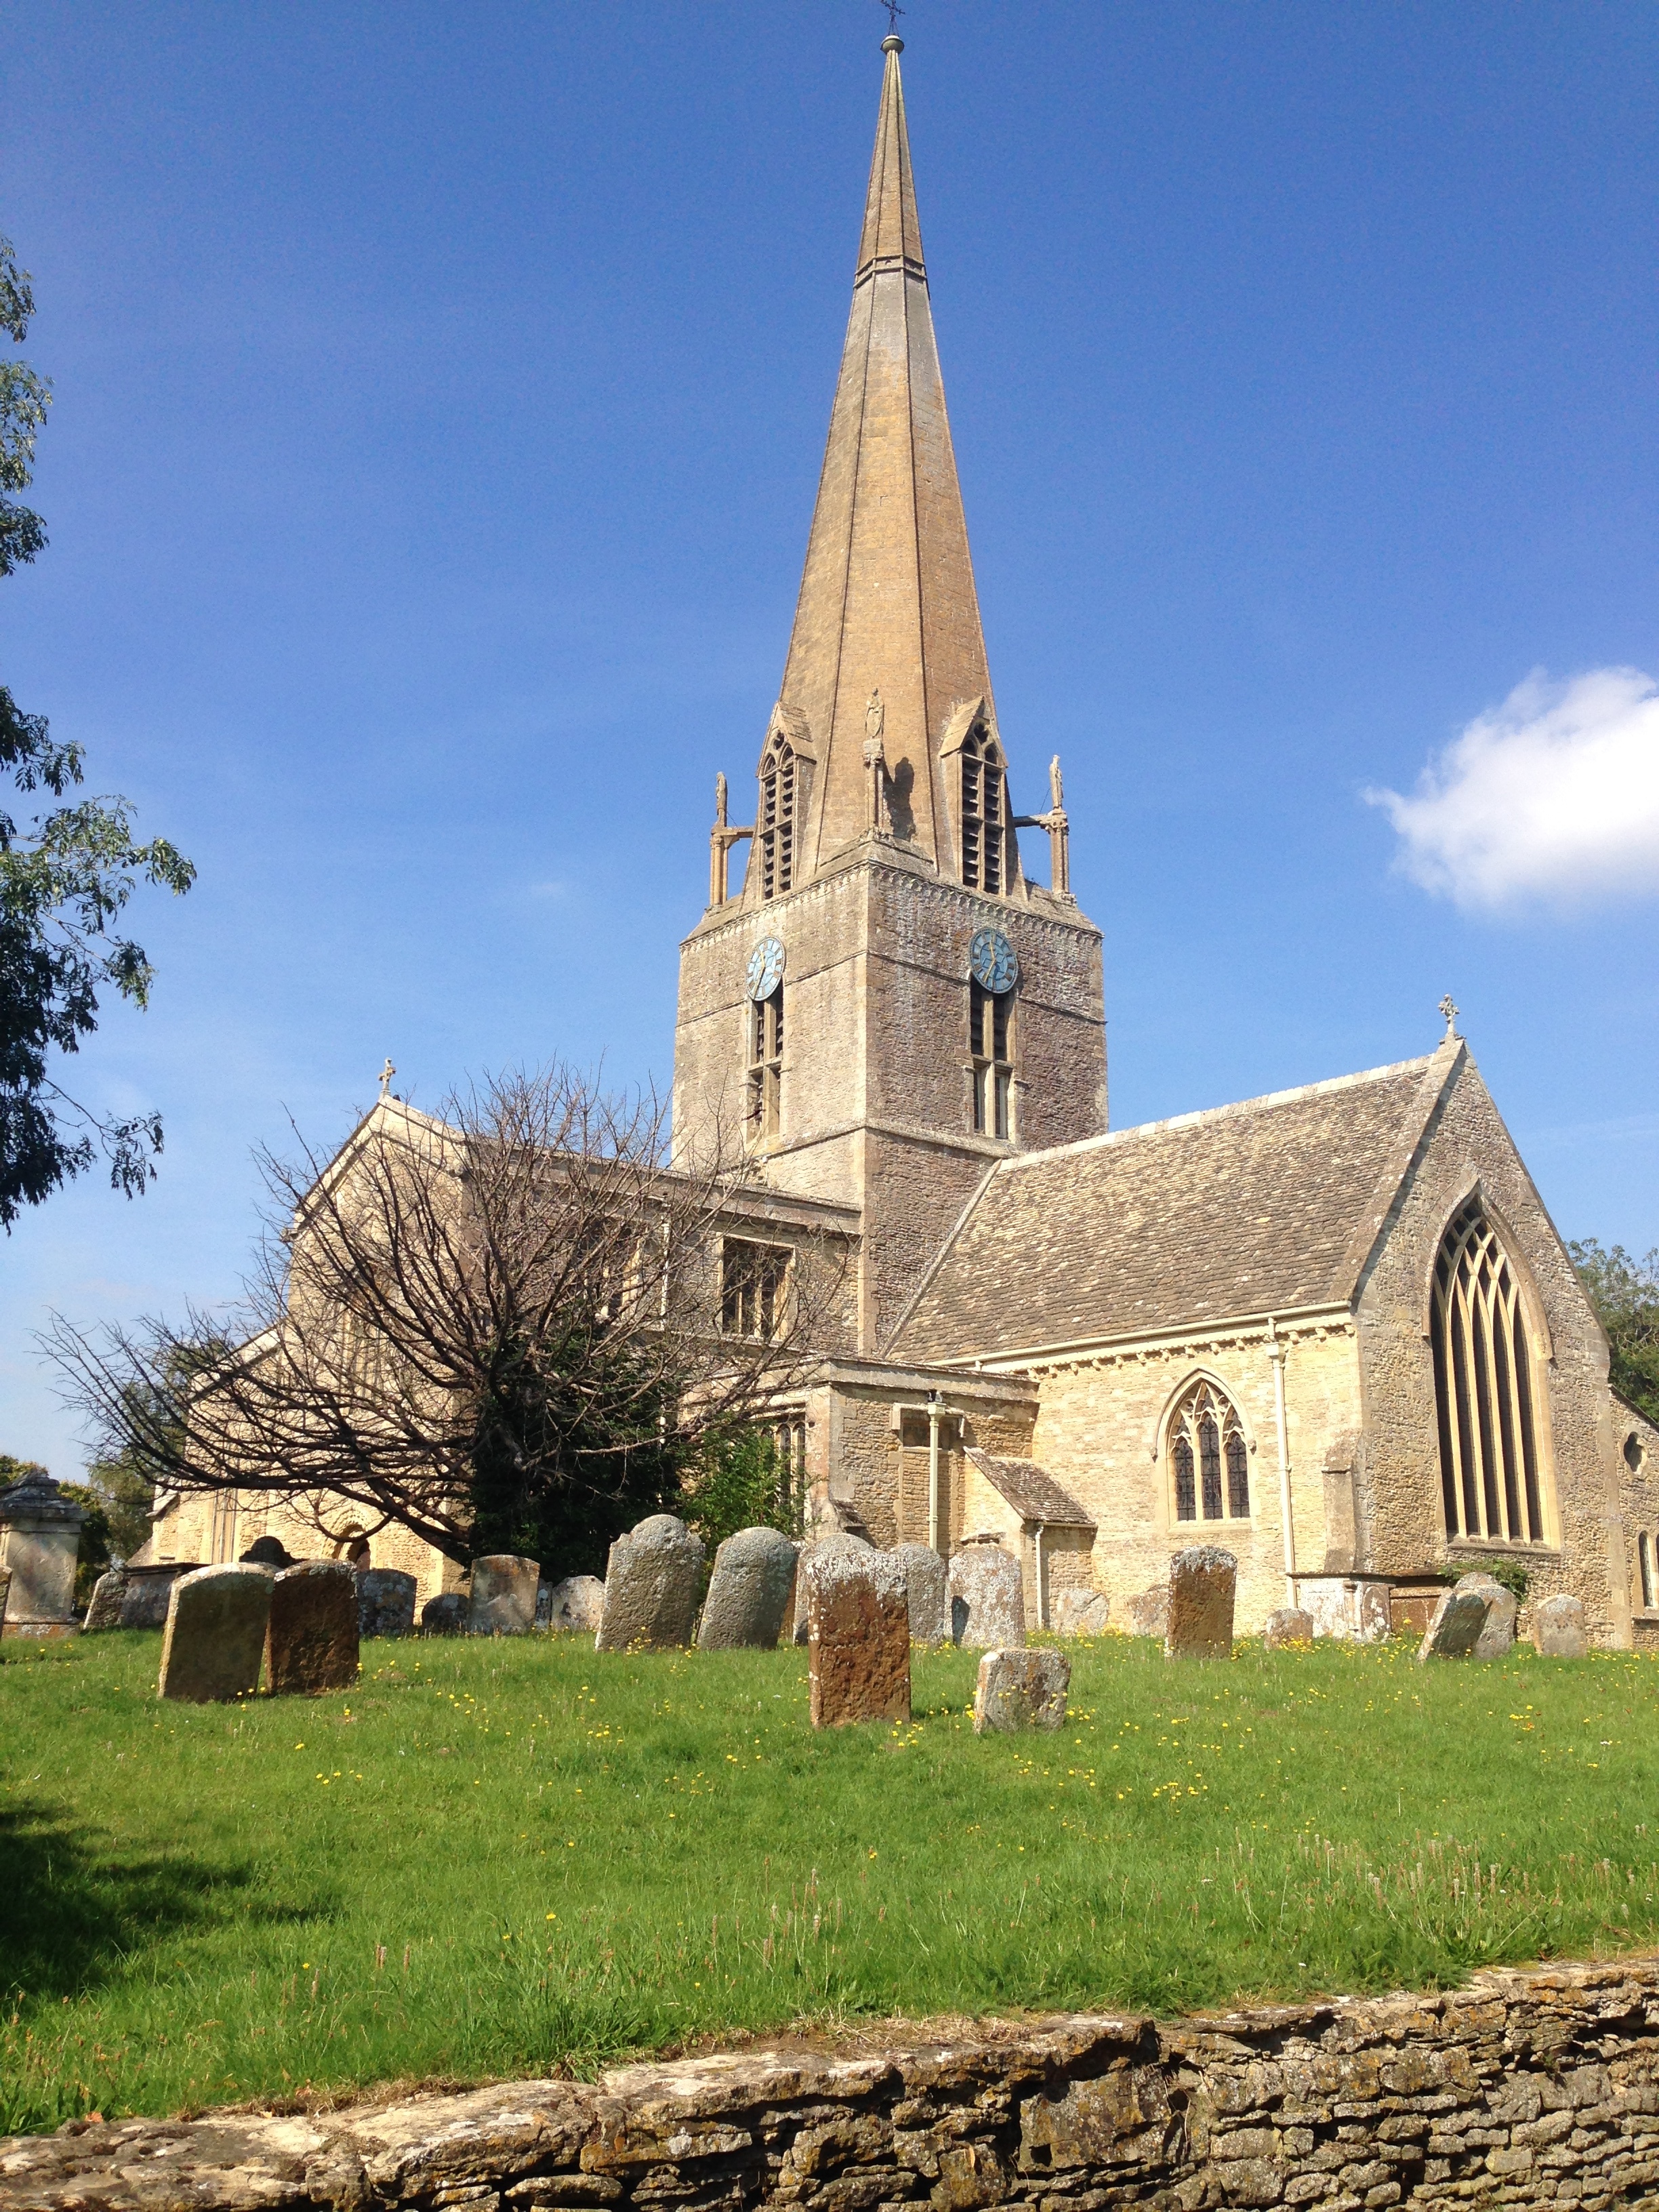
[6,1961,1658,2211]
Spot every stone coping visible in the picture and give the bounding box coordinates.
[2,1958,1656,2211]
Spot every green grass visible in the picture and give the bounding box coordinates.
[4,1629,1659,2135]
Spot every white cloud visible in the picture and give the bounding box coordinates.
[1367,666,1659,908]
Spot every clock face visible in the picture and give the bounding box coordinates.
[969,927,1018,995]
[745,936,786,1002]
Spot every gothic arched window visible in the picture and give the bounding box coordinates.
[1431,1201,1548,1544]
[1168,1380,1250,1525]
[959,727,1007,895]
[758,737,796,899]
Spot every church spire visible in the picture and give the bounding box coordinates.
[770,35,1001,887]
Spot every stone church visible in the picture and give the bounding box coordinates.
[154,38,1659,1645]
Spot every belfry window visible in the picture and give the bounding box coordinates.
[747,985,783,1139]
[1431,1201,1548,1544]
[758,737,796,899]
[1168,1380,1250,1525]
[959,728,1006,894]
[970,981,1012,1139]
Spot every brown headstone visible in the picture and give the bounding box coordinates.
[264,1561,360,1696]
[468,1555,541,1636]
[158,1565,272,1703]
[972,1647,1070,1734]
[806,1547,911,1728]
[1166,1546,1237,1660]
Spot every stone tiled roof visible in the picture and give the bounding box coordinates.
[965,1450,1096,1529]
[892,1052,1448,1362]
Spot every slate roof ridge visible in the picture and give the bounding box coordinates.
[997,1051,1439,1176]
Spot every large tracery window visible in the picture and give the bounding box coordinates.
[959,728,1007,895]
[758,737,796,899]
[1431,1201,1548,1544]
[1168,1380,1250,1525]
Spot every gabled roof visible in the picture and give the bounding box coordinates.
[965,1449,1095,1529]
[890,1042,1463,1363]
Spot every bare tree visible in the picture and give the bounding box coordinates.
[47,1065,846,1571]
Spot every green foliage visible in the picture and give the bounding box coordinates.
[3,1630,1655,2131]
[0,1452,48,1487]
[683,1425,805,1555]
[80,1450,157,1560]
[1572,1240,1659,1431]
[1484,1559,1531,1604]
[0,230,195,1226]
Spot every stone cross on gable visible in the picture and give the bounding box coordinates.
[1439,995,1458,1036]
[379,1058,396,1099]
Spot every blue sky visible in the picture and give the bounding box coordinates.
[3,1,1657,1475]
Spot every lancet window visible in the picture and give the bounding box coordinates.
[720,1237,791,1339]
[959,728,1007,894]
[747,984,783,1139]
[757,737,797,899]
[1639,1532,1655,1614]
[1431,1201,1548,1545]
[970,981,1012,1139]
[1168,1380,1250,1525]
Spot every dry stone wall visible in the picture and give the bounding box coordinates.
[6,1961,1658,2212]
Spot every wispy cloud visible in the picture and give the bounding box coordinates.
[1368,666,1659,908]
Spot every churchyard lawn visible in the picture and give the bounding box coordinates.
[5,1631,1659,2133]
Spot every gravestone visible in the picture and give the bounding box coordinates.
[1263,1606,1315,1650]
[0,1566,10,1632]
[83,1561,131,1633]
[357,1568,417,1640]
[949,1538,1025,1649]
[792,1532,872,1645]
[239,1536,291,1570]
[1166,1546,1237,1660]
[894,1543,949,1646]
[1050,1589,1109,1637]
[265,1561,360,1695]
[421,1592,468,1635]
[699,1526,798,1650]
[1126,1586,1170,1640]
[973,1647,1071,1734]
[1534,1593,1589,1658]
[541,1575,605,1634]
[806,1546,910,1727]
[1416,1586,1491,1662]
[468,1555,541,1636]
[0,1469,85,1638]
[596,1515,704,1652]
[158,1564,272,1703]
[1451,1570,1518,1659]
[119,1563,189,1629]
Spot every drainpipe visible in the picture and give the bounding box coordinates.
[1033,1521,1048,1631]
[927,1392,941,1555]
[1267,1317,1296,1606]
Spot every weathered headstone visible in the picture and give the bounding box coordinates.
[239,1536,292,1570]
[973,1647,1071,1734]
[468,1555,541,1637]
[1263,1606,1315,1650]
[806,1547,910,1727]
[949,1538,1025,1649]
[1534,1593,1589,1658]
[357,1568,417,1640]
[1451,1571,1518,1659]
[1126,1586,1170,1640]
[894,1543,949,1645]
[1416,1585,1492,1662]
[158,1564,272,1702]
[1166,1546,1237,1660]
[698,1525,799,1650]
[0,1566,10,1633]
[596,1515,704,1652]
[541,1575,605,1634]
[265,1561,359,1695]
[1050,1589,1109,1637]
[422,1591,468,1635]
[83,1561,131,1633]
[0,1469,85,1638]
[792,1532,872,1645]
[118,1563,189,1629]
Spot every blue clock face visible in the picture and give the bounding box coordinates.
[746,936,786,1002]
[969,928,1018,995]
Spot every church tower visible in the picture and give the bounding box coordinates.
[673,35,1107,1351]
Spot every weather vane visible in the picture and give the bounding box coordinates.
[876,0,904,36]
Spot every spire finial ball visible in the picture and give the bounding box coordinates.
[882,35,905,54]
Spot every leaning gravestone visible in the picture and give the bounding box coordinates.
[806,1546,910,1728]
[1534,1593,1589,1658]
[949,1538,1025,1649]
[541,1575,605,1634]
[265,1561,360,1695]
[158,1564,272,1703]
[1166,1546,1237,1660]
[119,1564,188,1629]
[1263,1605,1315,1650]
[468,1555,540,1636]
[1416,1585,1491,1662]
[1126,1586,1170,1640]
[973,1647,1070,1734]
[699,1525,798,1650]
[1051,1589,1109,1637]
[596,1515,704,1652]
[83,1562,131,1633]
[894,1543,949,1646]
[1451,1570,1518,1659]
[422,1591,468,1635]
[357,1568,417,1641]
